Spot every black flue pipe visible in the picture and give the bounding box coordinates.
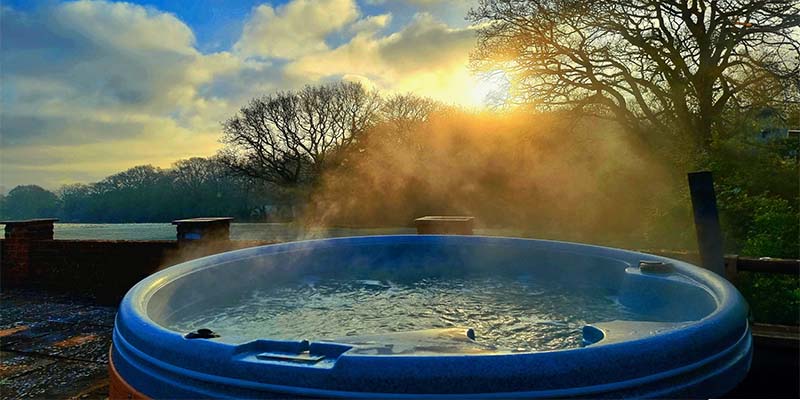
[687,171,725,276]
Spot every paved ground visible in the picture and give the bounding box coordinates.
[1,289,115,399]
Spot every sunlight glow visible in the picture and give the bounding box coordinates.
[467,70,510,108]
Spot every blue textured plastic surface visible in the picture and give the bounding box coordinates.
[112,235,752,398]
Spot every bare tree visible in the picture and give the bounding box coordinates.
[382,93,445,131]
[469,0,800,156]
[220,81,383,185]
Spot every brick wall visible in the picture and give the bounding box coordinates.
[1,238,276,304]
[2,219,58,286]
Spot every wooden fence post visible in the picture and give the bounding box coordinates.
[724,255,739,282]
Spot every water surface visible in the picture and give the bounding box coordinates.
[168,276,639,352]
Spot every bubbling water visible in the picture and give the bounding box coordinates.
[167,276,640,352]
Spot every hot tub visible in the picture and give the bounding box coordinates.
[111,235,751,398]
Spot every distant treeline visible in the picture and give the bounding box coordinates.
[0,157,290,223]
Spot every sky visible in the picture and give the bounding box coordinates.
[0,0,488,191]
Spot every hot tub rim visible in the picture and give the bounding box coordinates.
[117,235,745,358]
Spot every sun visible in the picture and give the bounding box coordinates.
[468,70,510,108]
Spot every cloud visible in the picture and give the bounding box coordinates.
[0,1,241,188]
[0,0,485,190]
[348,13,392,35]
[234,0,359,59]
[286,12,478,103]
[363,0,476,27]
[2,1,242,119]
[367,0,474,8]
[379,14,475,74]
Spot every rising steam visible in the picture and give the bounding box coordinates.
[304,109,696,250]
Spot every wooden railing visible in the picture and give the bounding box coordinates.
[725,256,799,349]
[726,256,800,280]
[640,250,800,279]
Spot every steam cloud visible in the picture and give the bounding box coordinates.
[303,109,696,250]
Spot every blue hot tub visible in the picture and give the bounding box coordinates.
[111,235,751,398]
